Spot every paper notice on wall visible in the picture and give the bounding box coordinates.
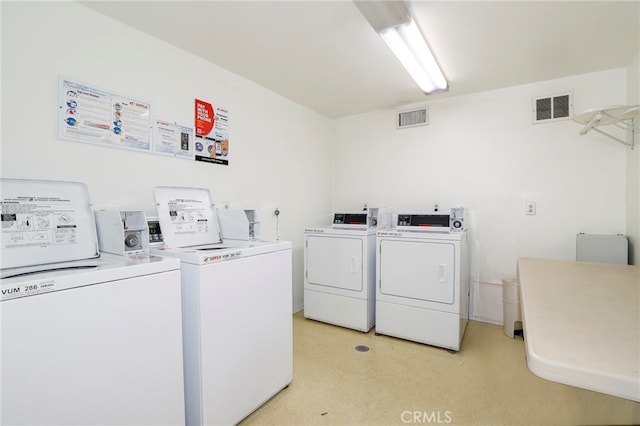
[58,77,152,152]
[194,98,229,166]
[153,119,195,160]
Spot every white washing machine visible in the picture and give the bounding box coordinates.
[303,209,391,332]
[1,178,185,426]
[151,186,293,426]
[375,210,470,351]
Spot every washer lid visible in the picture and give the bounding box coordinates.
[1,178,100,269]
[154,186,222,248]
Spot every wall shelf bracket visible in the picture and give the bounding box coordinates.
[574,105,639,149]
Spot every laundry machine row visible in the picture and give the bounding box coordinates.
[1,179,294,426]
[303,208,470,352]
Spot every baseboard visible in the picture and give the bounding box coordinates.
[470,280,504,325]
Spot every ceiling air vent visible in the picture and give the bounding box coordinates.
[532,91,573,124]
[397,107,429,129]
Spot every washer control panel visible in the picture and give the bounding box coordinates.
[147,216,165,247]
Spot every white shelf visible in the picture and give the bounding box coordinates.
[574,105,639,149]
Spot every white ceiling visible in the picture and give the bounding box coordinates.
[80,1,639,119]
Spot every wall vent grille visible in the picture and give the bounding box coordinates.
[532,91,573,123]
[397,107,428,129]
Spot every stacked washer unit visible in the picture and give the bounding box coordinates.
[1,178,185,426]
[150,186,293,426]
[304,208,392,332]
[375,208,470,351]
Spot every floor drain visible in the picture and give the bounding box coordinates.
[355,345,370,352]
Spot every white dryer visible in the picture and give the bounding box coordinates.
[1,178,185,426]
[375,211,470,351]
[303,209,391,332]
[151,186,293,426]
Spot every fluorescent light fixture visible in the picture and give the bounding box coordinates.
[354,0,448,94]
[379,20,448,94]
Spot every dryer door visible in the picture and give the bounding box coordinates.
[379,239,455,304]
[306,235,363,292]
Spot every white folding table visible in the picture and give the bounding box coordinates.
[518,257,640,402]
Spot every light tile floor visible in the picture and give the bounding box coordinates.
[241,312,640,426]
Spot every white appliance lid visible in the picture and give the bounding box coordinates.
[1,178,100,269]
[154,186,222,248]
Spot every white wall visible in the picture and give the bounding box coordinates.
[333,69,629,324]
[2,2,636,325]
[0,1,334,313]
[626,50,640,266]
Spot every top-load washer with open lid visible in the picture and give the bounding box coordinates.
[151,186,293,426]
[1,178,185,426]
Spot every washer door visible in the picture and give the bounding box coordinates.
[305,235,363,291]
[379,239,455,304]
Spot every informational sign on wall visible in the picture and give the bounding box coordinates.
[58,77,152,152]
[57,78,226,166]
[194,98,230,166]
[153,118,195,160]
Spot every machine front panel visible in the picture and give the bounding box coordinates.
[1,269,185,425]
[197,250,293,425]
[379,239,455,304]
[306,235,363,292]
